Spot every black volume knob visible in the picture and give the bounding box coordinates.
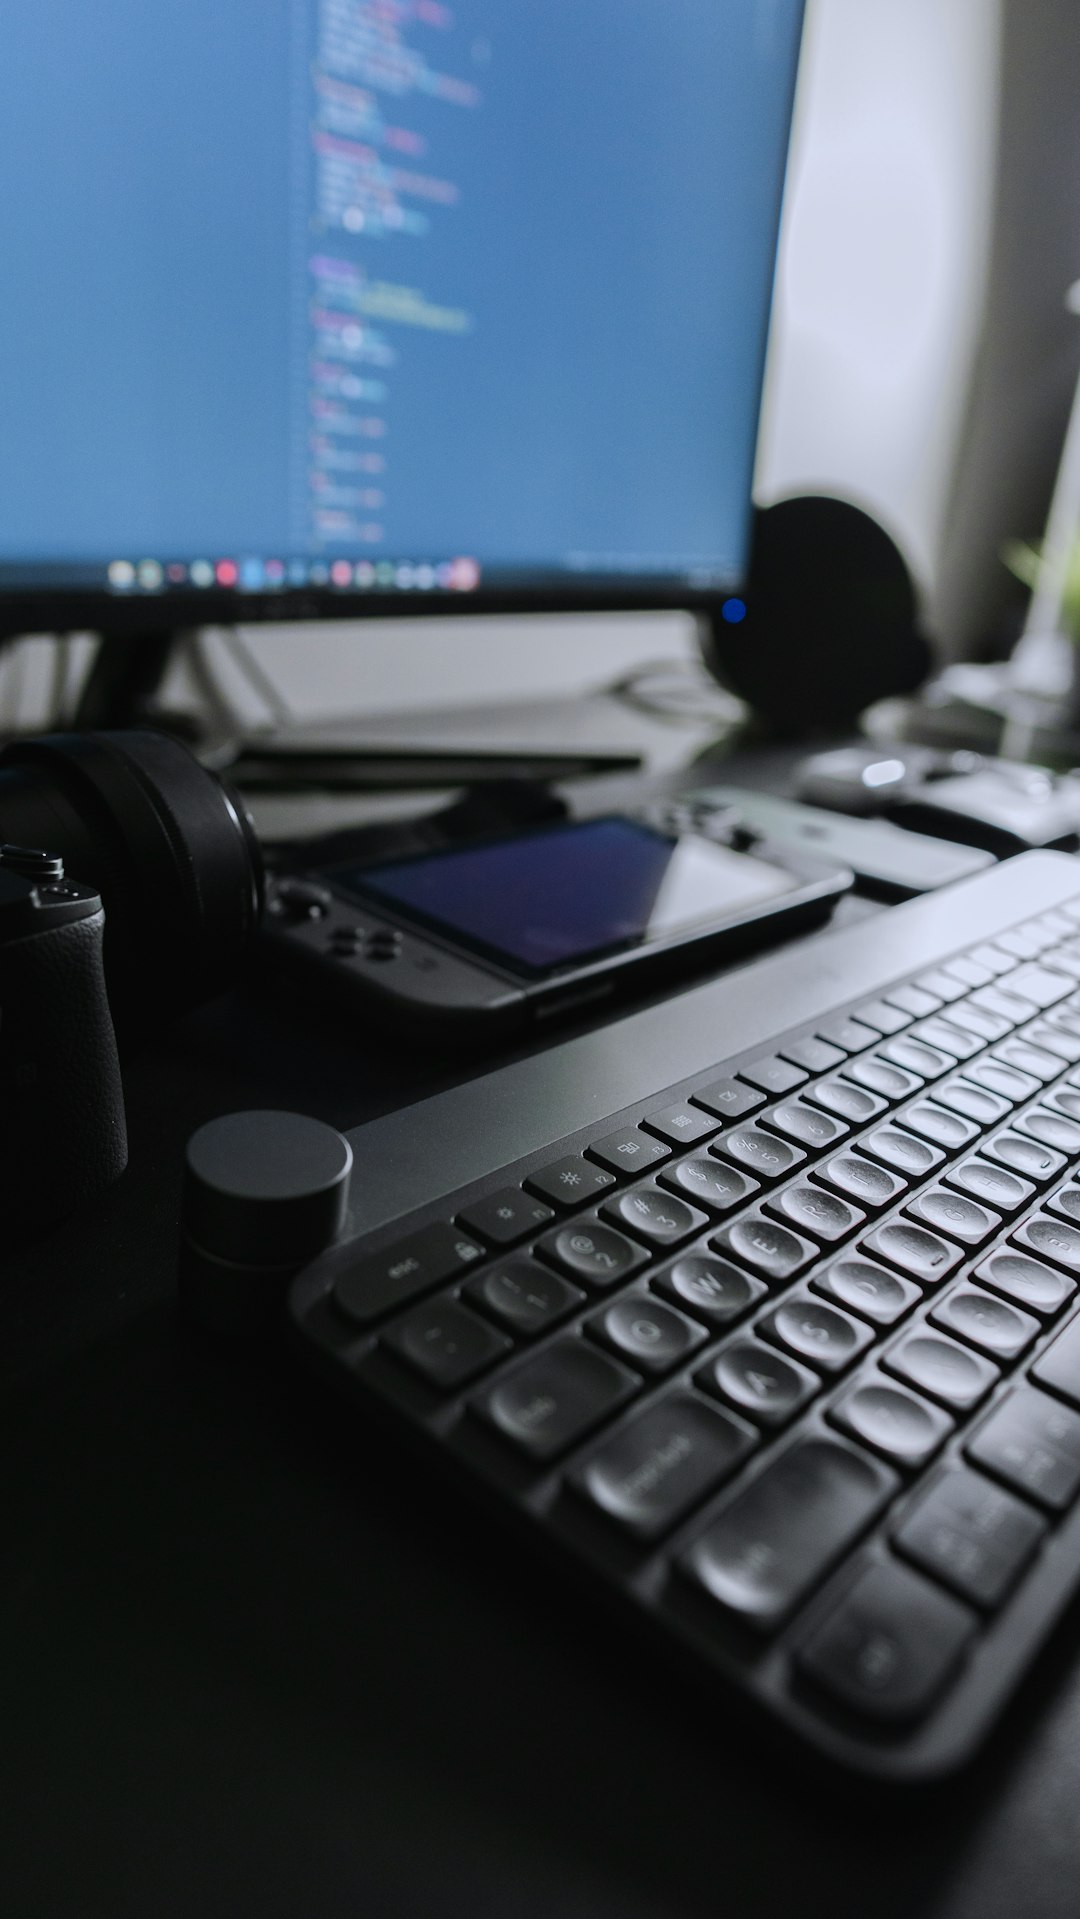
[179,1109,353,1334]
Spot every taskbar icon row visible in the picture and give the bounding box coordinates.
[105,555,481,594]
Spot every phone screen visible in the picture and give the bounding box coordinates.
[331,817,797,976]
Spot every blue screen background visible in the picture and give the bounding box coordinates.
[0,1,802,586]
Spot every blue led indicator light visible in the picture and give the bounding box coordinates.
[721,597,747,624]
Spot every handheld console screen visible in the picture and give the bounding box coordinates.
[332,817,797,975]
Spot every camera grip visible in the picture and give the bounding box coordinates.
[0,906,127,1217]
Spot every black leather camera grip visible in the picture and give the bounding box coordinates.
[0,906,128,1218]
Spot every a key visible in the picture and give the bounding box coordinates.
[915,969,969,1003]
[813,1152,907,1211]
[981,1129,1066,1185]
[860,1219,963,1285]
[465,1257,585,1336]
[975,1249,1076,1318]
[586,1127,672,1177]
[759,1293,874,1373]
[700,1338,819,1426]
[1031,1313,1080,1409]
[894,1467,1046,1609]
[909,1017,983,1061]
[812,1255,920,1326]
[884,1330,999,1412]
[711,1126,806,1182]
[843,1056,923,1102]
[942,1155,1034,1215]
[681,1438,896,1630]
[571,1393,756,1541]
[1015,1108,1080,1155]
[796,1561,976,1723]
[1047,1185,1080,1226]
[692,1077,765,1122]
[806,1077,888,1125]
[536,1219,649,1288]
[652,1254,766,1326]
[903,1185,1000,1247]
[962,1058,1040,1104]
[991,1039,1063,1084]
[525,1156,617,1209]
[589,1294,707,1372]
[830,1379,953,1469]
[713,1212,818,1284]
[881,1036,953,1080]
[1020,1020,1080,1065]
[898,1100,980,1153]
[639,1103,719,1148]
[929,1285,1039,1363]
[966,1387,1080,1511]
[762,1100,848,1151]
[860,1126,945,1180]
[765,1180,864,1244]
[853,998,912,1035]
[658,1155,759,1213]
[932,1078,1011,1127]
[779,1034,846,1073]
[384,1297,512,1390]
[815,1016,880,1055]
[883,982,942,1018]
[1012,1213,1080,1276]
[334,1221,487,1326]
[476,1338,640,1461]
[738,1054,807,1096]
[941,955,997,989]
[601,1184,708,1248]
[457,1187,556,1246]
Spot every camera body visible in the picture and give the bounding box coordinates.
[0,845,127,1223]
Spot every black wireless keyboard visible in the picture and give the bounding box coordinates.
[290,852,1080,1783]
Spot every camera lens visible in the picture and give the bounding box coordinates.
[0,729,263,1031]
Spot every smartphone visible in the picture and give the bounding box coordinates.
[695,786,996,898]
[263,814,852,1035]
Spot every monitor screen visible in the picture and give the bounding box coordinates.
[0,1,803,629]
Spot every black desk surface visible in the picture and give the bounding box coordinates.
[5,745,1080,1919]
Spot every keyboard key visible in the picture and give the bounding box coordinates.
[831,1379,953,1469]
[909,1017,984,1061]
[681,1438,896,1630]
[932,1078,1011,1127]
[1042,1084,1080,1122]
[884,982,942,1018]
[465,1257,585,1335]
[966,1387,1080,1510]
[853,998,912,1035]
[813,1152,907,1211]
[813,1255,920,1326]
[991,1039,1063,1084]
[760,1292,874,1373]
[898,1100,980,1153]
[779,1034,846,1073]
[700,1338,819,1426]
[571,1394,757,1541]
[1031,1313,1080,1408]
[1014,1107,1080,1155]
[334,1221,486,1326]
[805,1077,888,1125]
[796,1561,976,1723]
[884,1331,999,1412]
[765,1181,864,1244]
[639,1103,719,1148]
[975,1249,1076,1318]
[816,1016,879,1055]
[738,1054,807,1096]
[712,1126,806,1182]
[941,1000,1014,1043]
[881,1037,954,1081]
[1020,1020,1080,1066]
[981,1129,1066,1185]
[477,1338,640,1461]
[587,1127,672,1177]
[894,1468,1046,1608]
[861,1219,962,1285]
[457,1187,556,1246]
[762,1099,848,1151]
[653,1254,766,1326]
[941,955,997,989]
[692,1076,765,1121]
[843,1056,923,1102]
[1046,1184,1080,1226]
[713,1212,818,1284]
[944,1156,1034,1214]
[930,1285,1039,1363]
[860,1125,945,1180]
[916,968,969,1003]
[525,1156,617,1209]
[1012,1213,1080,1276]
[589,1293,707,1372]
[903,1185,1000,1247]
[385,1297,512,1390]
[968,942,1019,978]
[602,1184,708,1248]
[658,1155,759,1213]
[962,1058,1040,1104]
[970,984,1038,1025]
[537,1219,649,1288]
[1004,962,1075,1009]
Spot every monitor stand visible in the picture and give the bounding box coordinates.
[69,628,647,786]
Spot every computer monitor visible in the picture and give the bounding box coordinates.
[0,0,804,646]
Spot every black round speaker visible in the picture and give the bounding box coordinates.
[702,495,932,734]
